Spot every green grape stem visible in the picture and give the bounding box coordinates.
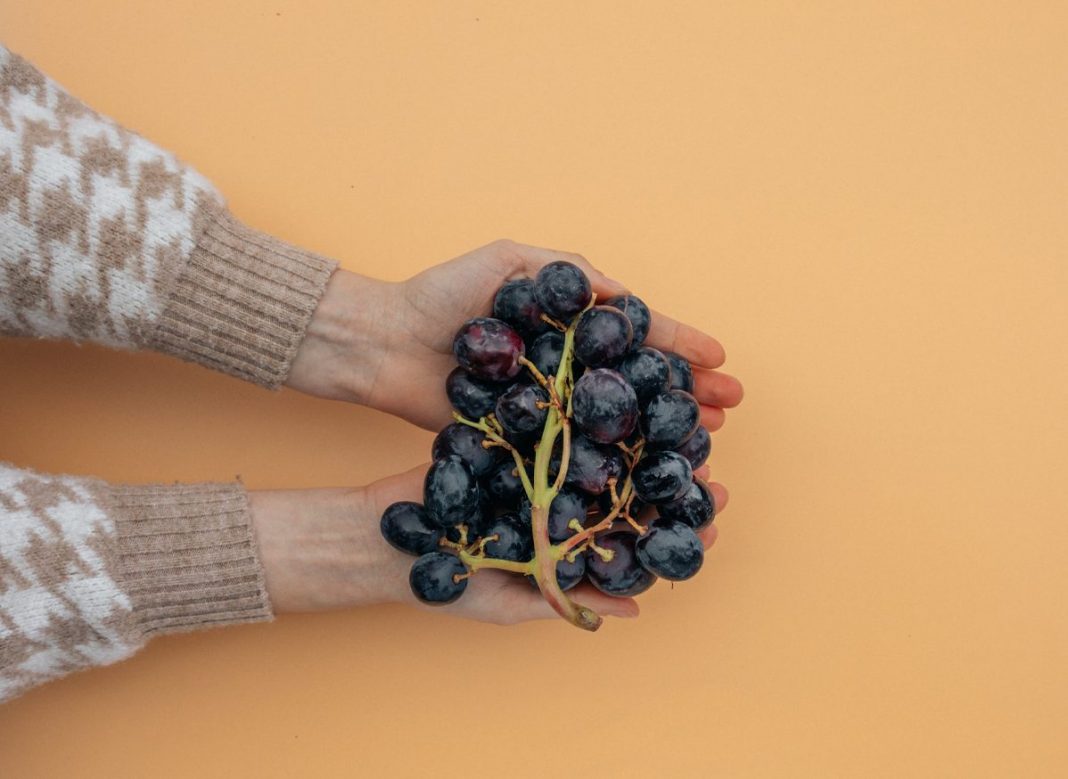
[527,296,607,632]
[458,549,534,575]
[452,412,535,502]
[453,292,644,632]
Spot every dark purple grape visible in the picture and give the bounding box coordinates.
[380,502,442,556]
[444,523,476,546]
[547,488,589,542]
[446,368,504,420]
[423,455,481,529]
[527,554,586,592]
[444,490,493,543]
[557,434,625,495]
[526,331,565,379]
[660,478,715,531]
[641,390,700,449]
[635,519,703,580]
[665,352,694,392]
[495,383,549,440]
[484,459,527,506]
[605,295,651,346]
[410,551,468,604]
[631,451,693,504]
[618,346,671,402]
[571,369,638,444]
[585,531,657,597]
[476,488,495,532]
[432,423,501,478]
[493,278,549,336]
[675,425,711,469]
[574,306,633,368]
[533,261,592,320]
[483,513,534,562]
[555,554,587,590]
[453,317,525,382]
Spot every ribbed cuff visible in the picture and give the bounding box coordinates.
[107,482,273,637]
[150,206,338,388]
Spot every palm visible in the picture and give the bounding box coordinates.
[367,243,519,431]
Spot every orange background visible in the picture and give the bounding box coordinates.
[1,2,1066,776]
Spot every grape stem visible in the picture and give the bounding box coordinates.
[452,412,535,502]
[518,356,551,390]
[555,441,643,557]
[458,549,534,575]
[439,529,535,575]
[550,418,571,494]
[527,295,608,632]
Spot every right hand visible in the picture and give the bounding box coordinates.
[287,239,744,432]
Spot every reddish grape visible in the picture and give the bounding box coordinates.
[453,317,525,382]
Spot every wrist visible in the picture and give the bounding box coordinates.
[285,269,401,406]
[249,485,410,612]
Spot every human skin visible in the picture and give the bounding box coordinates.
[250,464,726,625]
[254,240,743,624]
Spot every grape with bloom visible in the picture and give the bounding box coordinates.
[380,261,719,631]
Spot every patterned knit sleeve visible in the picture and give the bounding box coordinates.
[0,43,337,387]
[0,462,272,703]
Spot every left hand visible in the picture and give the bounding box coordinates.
[251,464,725,623]
[286,239,744,432]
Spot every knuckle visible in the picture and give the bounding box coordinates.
[489,237,519,255]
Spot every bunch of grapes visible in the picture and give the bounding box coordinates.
[379,261,714,631]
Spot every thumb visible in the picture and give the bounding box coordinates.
[509,242,630,300]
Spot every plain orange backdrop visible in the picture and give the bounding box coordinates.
[1,2,1066,777]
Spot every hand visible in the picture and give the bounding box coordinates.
[250,464,728,624]
[286,240,744,432]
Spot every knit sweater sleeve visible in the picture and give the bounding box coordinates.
[0,43,337,386]
[0,461,272,703]
[0,43,330,702]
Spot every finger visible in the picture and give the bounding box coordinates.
[708,481,729,514]
[700,405,726,431]
[367,462,430,511]
[697,481,729,547]
[691,368,744,408]
[698,522,719,549]
[508,242,630,300]
[569,584,641,619]
[694,464,711,481]
[646,310,726,369]
[519,582,639,622]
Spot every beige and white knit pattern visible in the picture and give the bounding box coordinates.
[0,44,221,348]
[0,43,338,387]
[0,463,274,703]
[0,43,342,702]
[0,464,138,702]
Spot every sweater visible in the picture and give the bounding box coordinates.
[0,43,338,702]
